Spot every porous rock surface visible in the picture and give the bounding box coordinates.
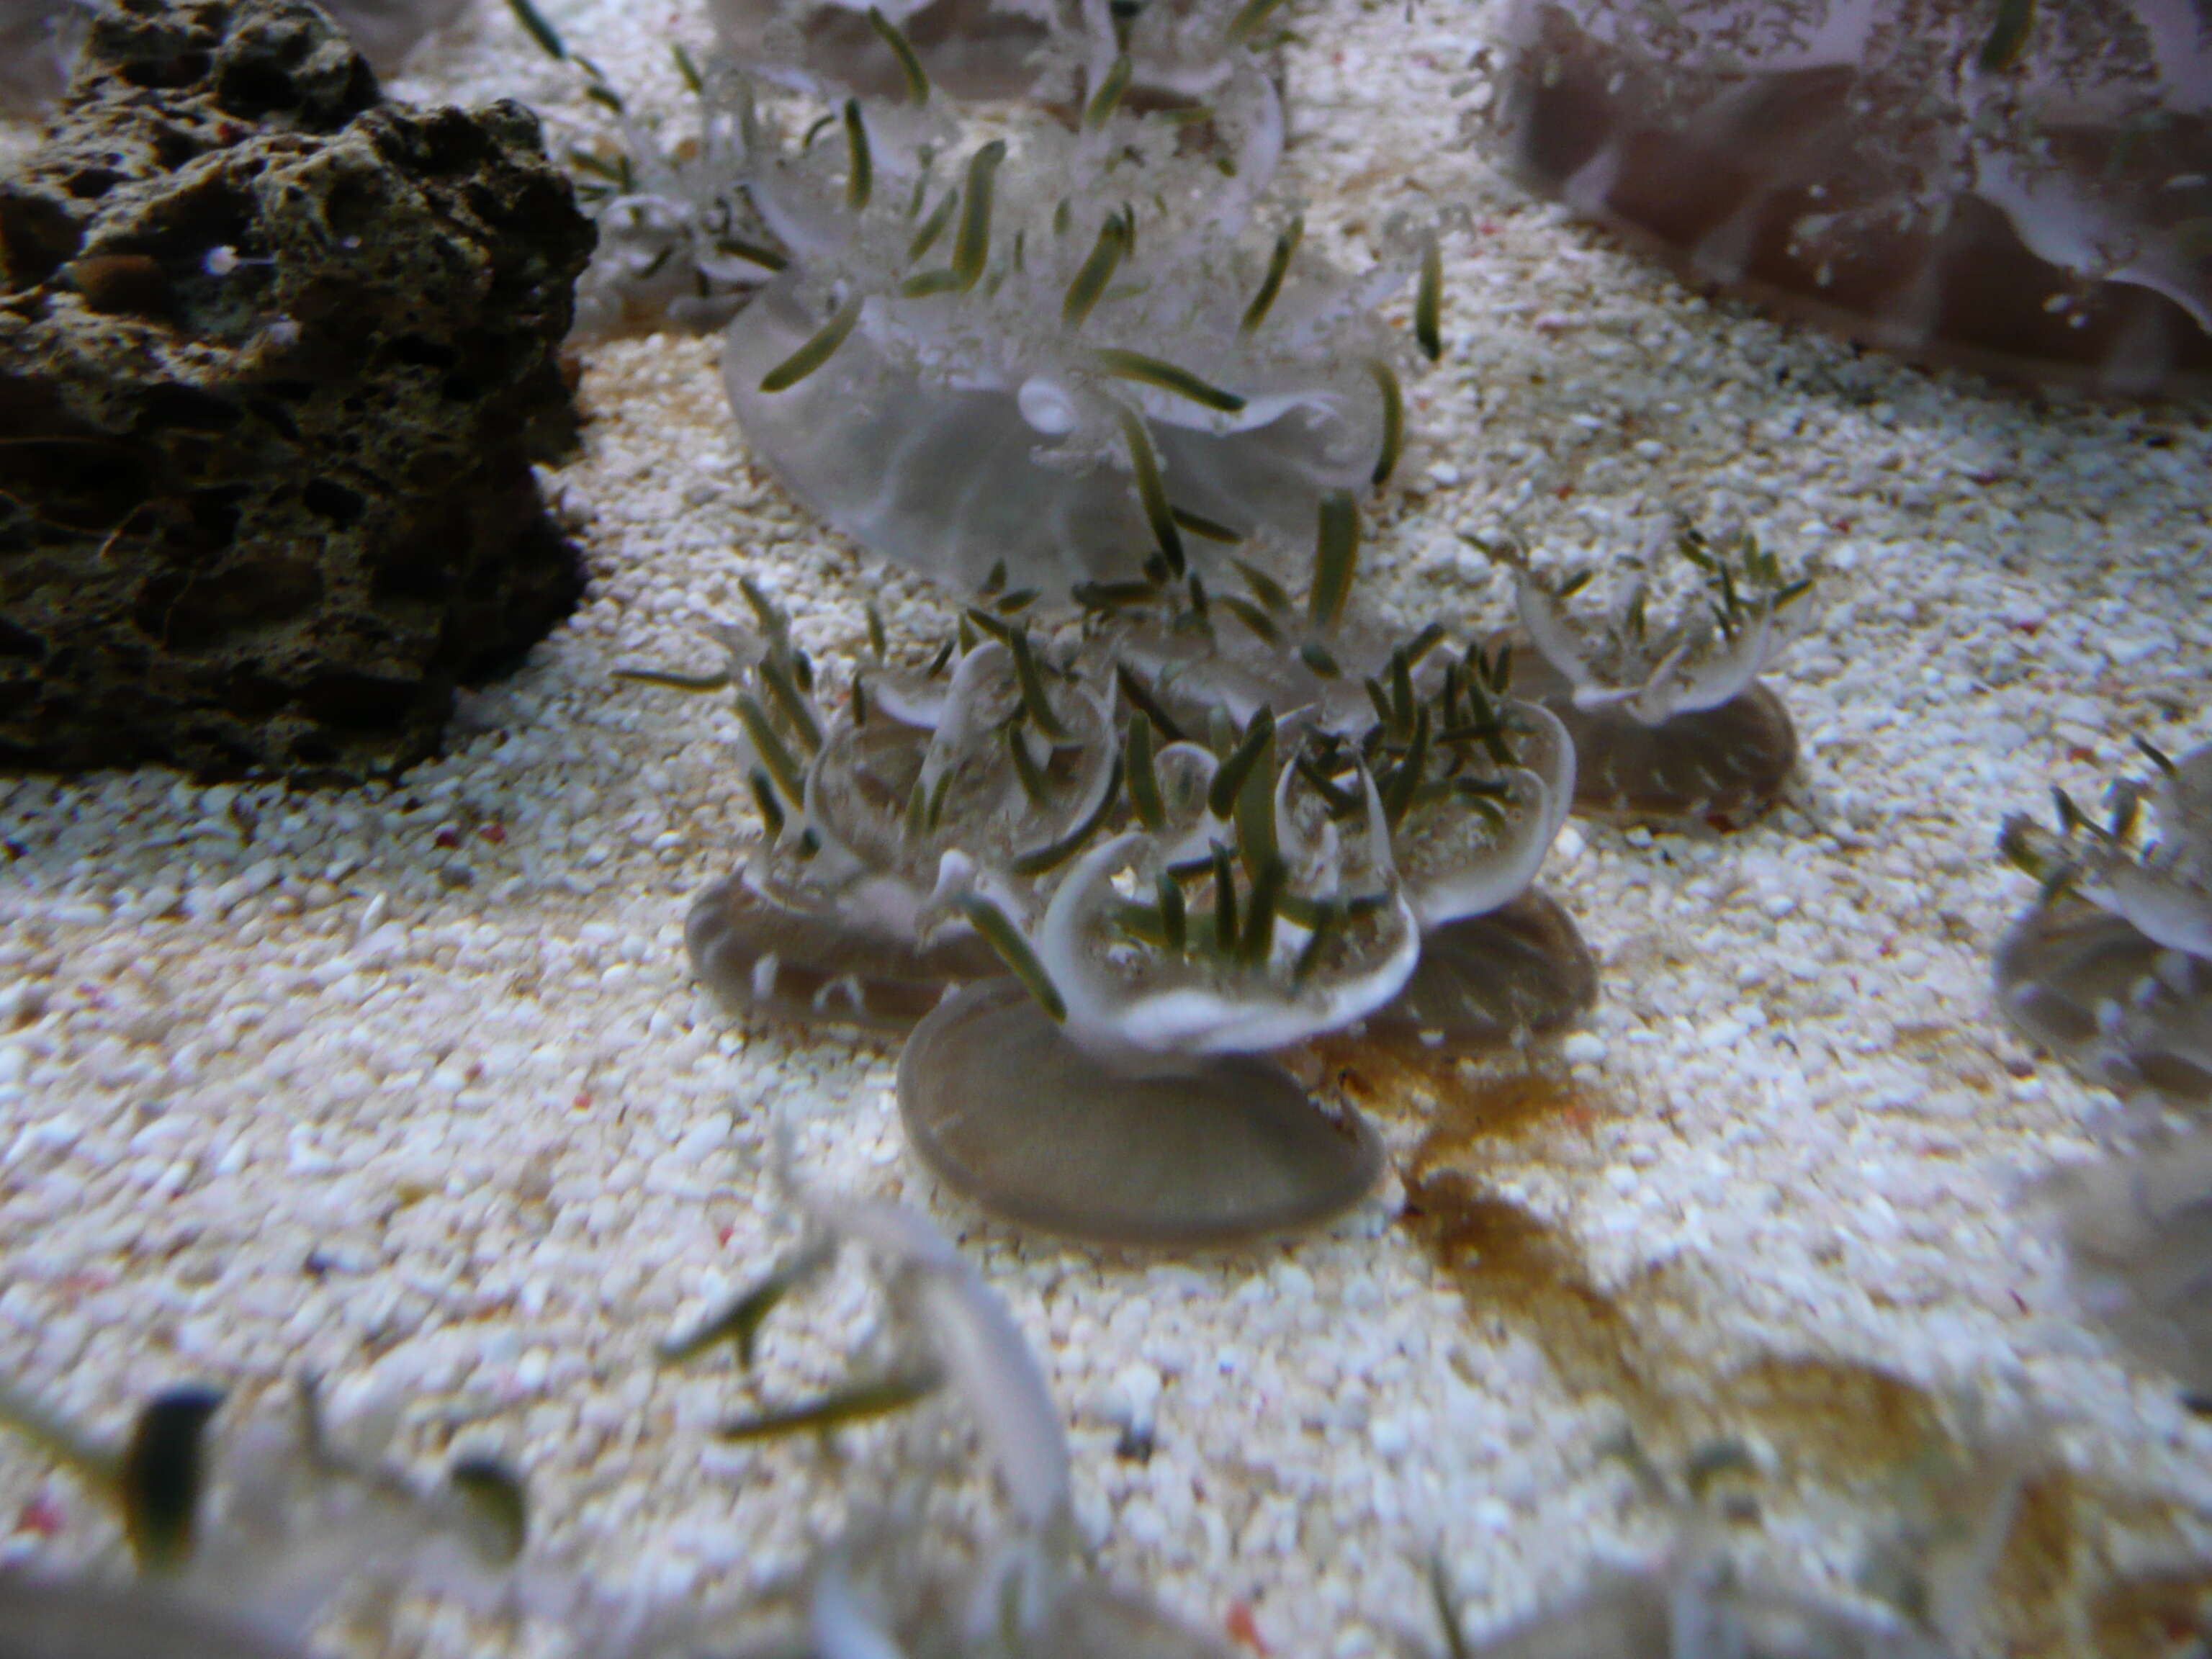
[0,0,593,780]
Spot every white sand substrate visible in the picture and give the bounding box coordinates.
[4,1,2211,1653]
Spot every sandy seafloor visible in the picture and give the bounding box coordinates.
[4,1,2212,1654]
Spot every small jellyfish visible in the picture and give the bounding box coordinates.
[672,584,1115,1033]
[1995,740,2212,1108]
[1020,732,1423,1064]
[1498,525,1809,822]
[1089,487,1416,737]
[501,16,791,341]
[1992,897,2212,1107]
[889,649,1572,1241]
[1369,643,1576,930]
[686,865,1006,1030]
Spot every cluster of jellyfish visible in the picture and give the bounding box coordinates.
[489,0,1818,1250]
[672,511,1812,1248]
[3,0,2208,1653]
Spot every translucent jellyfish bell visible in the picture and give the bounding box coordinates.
[1994,743,2212,1108]
[1502,532,1810,822]
[1033,794,1420,1065]
[720,75,1411,593]
[1385,696,1575,929]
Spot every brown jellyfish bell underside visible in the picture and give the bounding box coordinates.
[1503,636,1799,823]
[685,871,1005,1033]
[897,978,1383,1247]
[1496,0,2212,395]
[1993,896,2212,1108]
[1362,887,1599,1053]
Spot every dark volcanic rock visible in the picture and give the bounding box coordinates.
[0,0,593,781]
